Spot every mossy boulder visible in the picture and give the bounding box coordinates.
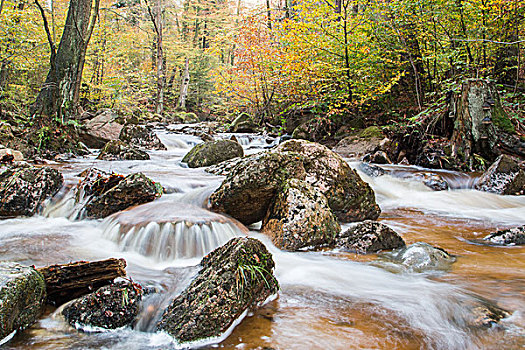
[272,140,380,222]
[483,226,525,246]
[0,164,63,218]
[262,179,340,250]
[83,172,162,219]
[63,281,143,330]
[182,140,244,168]
[230,113,257,133]
[119,124,166,150]
[475,154,525,195]
[209,152,307,225]
[332,126,385,159]
[0,262,46,341]
[97,140,150,161]
[157,237,278,344]
[335,221,405,253]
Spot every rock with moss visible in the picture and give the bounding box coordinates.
[0,262,46,341]
[119,124,166,150]
[336,221,405,253]
[182,140,244,168]
[205,157,244,176]
[333,126,385,159]
[483,226,525,246]
[230,113,257,133]
[157,237,278,344]
[80,109,124,148]
[0,164,63,217]
[97,140,150,161]
[272,140,380,222]
[83,172,162,218]
[62,281,143,330]
[262,179,340,251]
[475,154,525,195]
[209,152,306,225]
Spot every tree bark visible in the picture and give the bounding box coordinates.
[37,258,127,305]
[31,0,99,121]
[178,57,190,109]
[155,0,164,114]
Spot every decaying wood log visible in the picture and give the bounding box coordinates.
[37,258,127,305]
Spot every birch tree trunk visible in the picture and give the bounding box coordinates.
[155,0,164,114]
[178,57,190,109]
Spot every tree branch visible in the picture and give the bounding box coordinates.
[35,0,57,59]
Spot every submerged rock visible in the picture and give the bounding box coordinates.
[483,226,525,246]
[63,281,143,330]
[467,299,510,328]
[80,109,124,148]
[157,237,278,344]
[358,162,386,178]
[97,140,150,161]
[336,221,405,253]
[0,262,46,341]
[415,172,449,191]
[272,140,380,222]
[0,164,63,217]
[119,124,166,150]
[475,154,525,195]
[391,242,455,272]
[182,140,244,168]
[82,172,162,219]
[262,179,340,251]
[209,152,306,225]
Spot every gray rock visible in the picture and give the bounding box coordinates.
[157,237,278,344]
[358,163,386,177]
[475,154,525,195]
[182,140,244,168]
[262,179,340,250]
[391,242,455,272]
[80,110,124,148]
[332,126,385,159]
[0,262,46,341]
[230,114,257,133]
[97,140,150,161]
[483,226,525,246]
[336,221,405,253]
[119,124,166,150]
[416,172,449,191]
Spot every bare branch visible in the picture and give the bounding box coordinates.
[35,0,57,58]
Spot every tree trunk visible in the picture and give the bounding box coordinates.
[37,258,127,305]
[155,0,164,114]
[0,59,8,90]
[178,57,190,109]
[31,0,99,121]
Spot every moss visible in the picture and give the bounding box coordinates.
[359,126,383,139]
[492,105,515,134]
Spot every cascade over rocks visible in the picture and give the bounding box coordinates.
[63,281,143,330]
[262,179,341,251]
[0,164,63,217]
[119,124,166,150]
[97,140,150,161]
[475,154,525,195]
[0,262,46,341]
[157,237,278,344]
[483,226,525,246]
[80,110,124,148]
[182,139,244,168]
[335,221,405,253]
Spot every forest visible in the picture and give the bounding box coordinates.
[0,0,524,349]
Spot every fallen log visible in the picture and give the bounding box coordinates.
[37,258,127,306]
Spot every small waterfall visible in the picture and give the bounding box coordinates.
[41,182,90,220]
[100,201,248,262]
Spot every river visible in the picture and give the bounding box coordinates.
[1,128,524,349]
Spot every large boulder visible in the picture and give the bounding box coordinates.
[262,179,340,251]
[82,172,162,219]
[0,148,24,162]
[332,126,385,159]
[272,140,380,222]
[182,140,244,168]
[475,154,525,195]
[390,242,455,272]
[97,140,150,161]
[483,226,525,246]
[62,281,143,330]
[205,157,244,176]
[157,237,278,344]
[209,152,306,225]
[335,221,405,253]
[0,262,46,341]
[0,164,63,217]
[80,110,124,148]
[230,113,257,133]
[118,124,166,150]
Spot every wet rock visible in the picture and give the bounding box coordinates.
[63,281,143,330]
[475,154,525,195]
[97,140,150,161]
[0,164,63,217]
[358,162,385,177]
[335,221,405,253]
[80,109,124,148]
[467,299,510,328]
[0,148,24,162]
[483,226,525,246]
[0,262,46,341]
[83,172,162,219]
[391,242,455,272]
[415,172,449,191]
[332,126,385,159]
[230,113,257,133]
[272,140,380,222]
[367,151,391,164]
[182,140,244,168]
[157,237,278,344]
[209,152,306,225]
[206,157,244,176]
[262,179,341,251]
[119,124,166,150]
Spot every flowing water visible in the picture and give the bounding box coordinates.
[1,128,524,350]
